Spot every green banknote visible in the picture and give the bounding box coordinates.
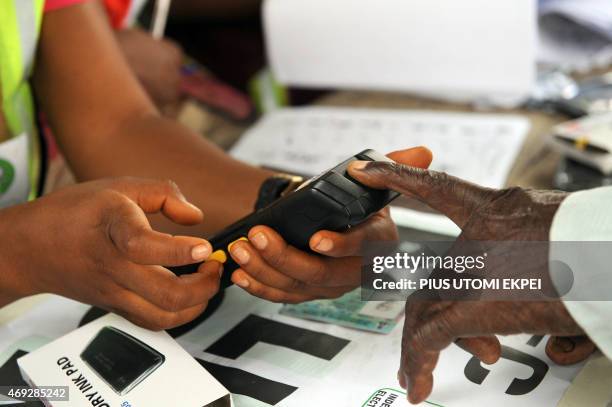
[279,289,404,334]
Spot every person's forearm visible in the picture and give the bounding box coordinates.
[33,2,272,236]
[0,205,38,307]
[64,112,273,235]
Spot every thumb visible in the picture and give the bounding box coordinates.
[348,159,492,228]
[107,178,204,226]
[107,199,212,266]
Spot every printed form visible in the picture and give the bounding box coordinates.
[231,107,530,235]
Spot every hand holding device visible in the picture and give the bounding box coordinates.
[182,147,433,303]
[211,149,401,269]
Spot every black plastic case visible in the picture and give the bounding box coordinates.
[172,149,399,287]
[80,327,165,395]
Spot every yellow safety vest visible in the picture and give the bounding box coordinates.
[0,0,45,206]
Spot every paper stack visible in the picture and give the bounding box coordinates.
[549,113,612,174]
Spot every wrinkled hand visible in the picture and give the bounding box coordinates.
[227,147,433,303]
[347,162,594,404]
[1,178,220,330]
[116,28,184,112]
[349,163,567,241]
[399,298,585,403]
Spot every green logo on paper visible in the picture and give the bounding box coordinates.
[361,388,445,407]
[0,159,15,194]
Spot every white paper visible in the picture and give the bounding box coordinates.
[263,0,537,106]
[231,107,530,235]
[0,289,582,407]
[0,296,89,353]
[184,287,582,407]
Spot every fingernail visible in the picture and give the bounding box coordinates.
[397,371,407,389]
[192,244,211,261]
[251,232,268,250]
[218,264,224,278]
[351,161,369,171]
[228,237,249,253]
[232,246,250,265]
[235,278,250,288]
[186,201,203,213]
[315,238,334,253]
[554,337,575,353]
[179,196,201,212]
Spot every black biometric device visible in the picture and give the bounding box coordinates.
[80,327,165,395]
[172,149,400,287]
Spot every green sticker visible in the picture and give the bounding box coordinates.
[0,159,15,194]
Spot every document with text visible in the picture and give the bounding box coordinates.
[231,107,530,235]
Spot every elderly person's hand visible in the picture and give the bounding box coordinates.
[347,161,595,404]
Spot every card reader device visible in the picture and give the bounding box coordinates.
[171,149,399,287]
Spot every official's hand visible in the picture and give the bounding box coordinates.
[227,147,433,303]
[1,178,220,330]
[346,162,595,404]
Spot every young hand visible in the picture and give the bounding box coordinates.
[1,178,220,330]
[227,147,433,303]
